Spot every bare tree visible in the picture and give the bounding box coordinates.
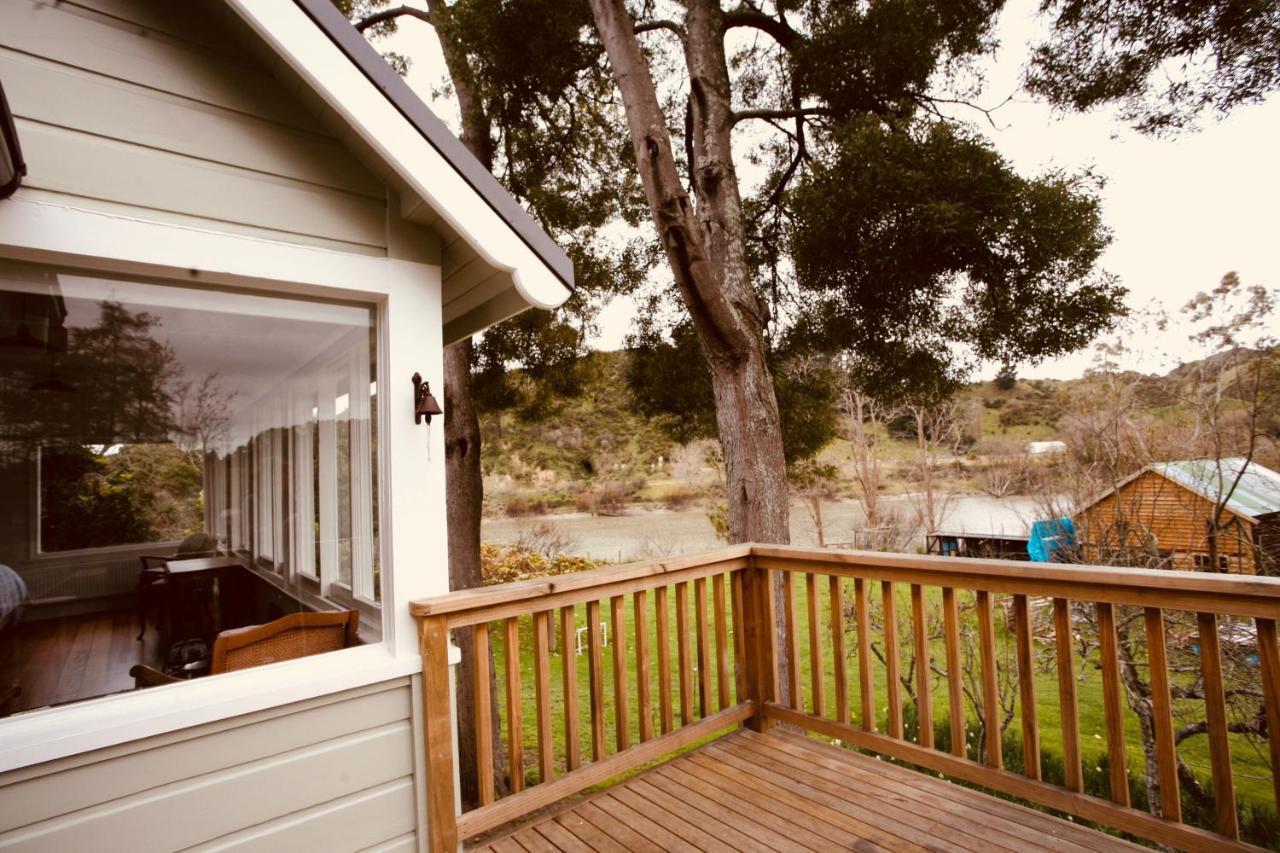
[171,372,236,462]
[906,398,960,536]
[842,386,898,530]
[790,459,838,548]
[1181,273,1280,573]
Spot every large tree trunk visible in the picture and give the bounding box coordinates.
[429,0,503,801]
[443,339,500,805]
[589,0,793,698]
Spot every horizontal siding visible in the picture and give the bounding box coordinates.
[0,50,382,196]
[0,0,388,252]
[0,680,419,852]
[191,779,416,852]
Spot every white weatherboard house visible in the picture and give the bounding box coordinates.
[0,1,570,849]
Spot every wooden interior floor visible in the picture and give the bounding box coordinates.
[470,728,1140,853]
[3,609,160,714]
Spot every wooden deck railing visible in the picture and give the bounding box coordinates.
[411,544,1280,852]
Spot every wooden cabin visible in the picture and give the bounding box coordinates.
[1076,458,1280,575]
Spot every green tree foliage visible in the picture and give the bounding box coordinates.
[624,318,841,462]
[600,0,1126,438]
[335,0,653,419]
[1026,0,1280,134]
[787,118,1124,390]
[40,443,203,552]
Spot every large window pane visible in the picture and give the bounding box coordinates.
[0,260,381,715]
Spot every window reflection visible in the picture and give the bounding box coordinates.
[0,260,380,716]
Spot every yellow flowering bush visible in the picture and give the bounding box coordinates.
[480,543,601,586]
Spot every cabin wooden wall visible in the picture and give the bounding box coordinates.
[1078,471,1257,573]
[1256,514,1280,577]
[0,0,390,255]
[0,678,425,851]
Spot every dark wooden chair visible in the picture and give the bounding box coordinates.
[135,532,217,641]
[130,610,360,687]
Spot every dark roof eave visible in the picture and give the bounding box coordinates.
[292,0,575,291]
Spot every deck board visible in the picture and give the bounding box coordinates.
[469,729,1141,853]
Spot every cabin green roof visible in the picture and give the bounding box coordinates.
[1153,458,1280,520]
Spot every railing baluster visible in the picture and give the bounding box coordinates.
[587,599,605,761]
[783,572,802,709]
[559,606,580,771]
[473,623,496,805]
[1053,598,1081,792]
[676,581,694,725]
[655,585,674,734]
[611,595,630,752]
[713,573,730,710]
[855,577,875,731]
[883,580,902,738]
[1012,595,1040,781]
[695,577,712,718]
[1095,602,1129,806]
[1144,607,1181,822]
[504,616,524,793]
[532,610,554,783]
[1197,611,1238,840]
[1257,617,1280,815]
[635,590,653,743]
[807,572,826,717]
[911,584,932,748]
[731,572,748,704]
[942,587,964,757]
[831,575,849,725]
[976,590,1001,769]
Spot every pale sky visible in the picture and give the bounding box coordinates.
[387,1,1280,380]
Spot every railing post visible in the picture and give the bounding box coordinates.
[741,562,778,730]
[419,615,459,852]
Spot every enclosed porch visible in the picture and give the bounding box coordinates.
[412,545,1280,852]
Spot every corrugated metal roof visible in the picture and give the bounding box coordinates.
[1154,458,1280,520]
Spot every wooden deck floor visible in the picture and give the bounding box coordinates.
[470,729,1140,852]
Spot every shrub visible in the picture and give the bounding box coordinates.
[662,487,696,511]
[480,543,600,585]
[575,480,641,516]
[512,520,577,558]
[503,494,547,517]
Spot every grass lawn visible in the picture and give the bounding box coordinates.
[487,573,1275,824]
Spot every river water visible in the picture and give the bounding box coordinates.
[481,494,1045,562]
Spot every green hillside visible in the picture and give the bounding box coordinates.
[477,349,1263,515]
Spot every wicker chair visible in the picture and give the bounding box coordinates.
[130,610,360,687]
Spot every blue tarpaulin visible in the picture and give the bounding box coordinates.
[1027,518,1076,562]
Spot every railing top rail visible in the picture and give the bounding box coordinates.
[409,543,1280,623]
[409,544,752,618]
[753,544,1280,597]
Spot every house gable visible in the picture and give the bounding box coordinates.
[227,0,574,341]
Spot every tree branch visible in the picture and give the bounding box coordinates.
[722,5,801,50]
[355,5,433,33]
[732,106,831,126]
[1173,713,1266,746]
[634,19,686,40]
[906,91,1014,130]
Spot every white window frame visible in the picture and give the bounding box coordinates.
[0,200,450,773]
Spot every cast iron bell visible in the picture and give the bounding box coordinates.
[412,372,443,425]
